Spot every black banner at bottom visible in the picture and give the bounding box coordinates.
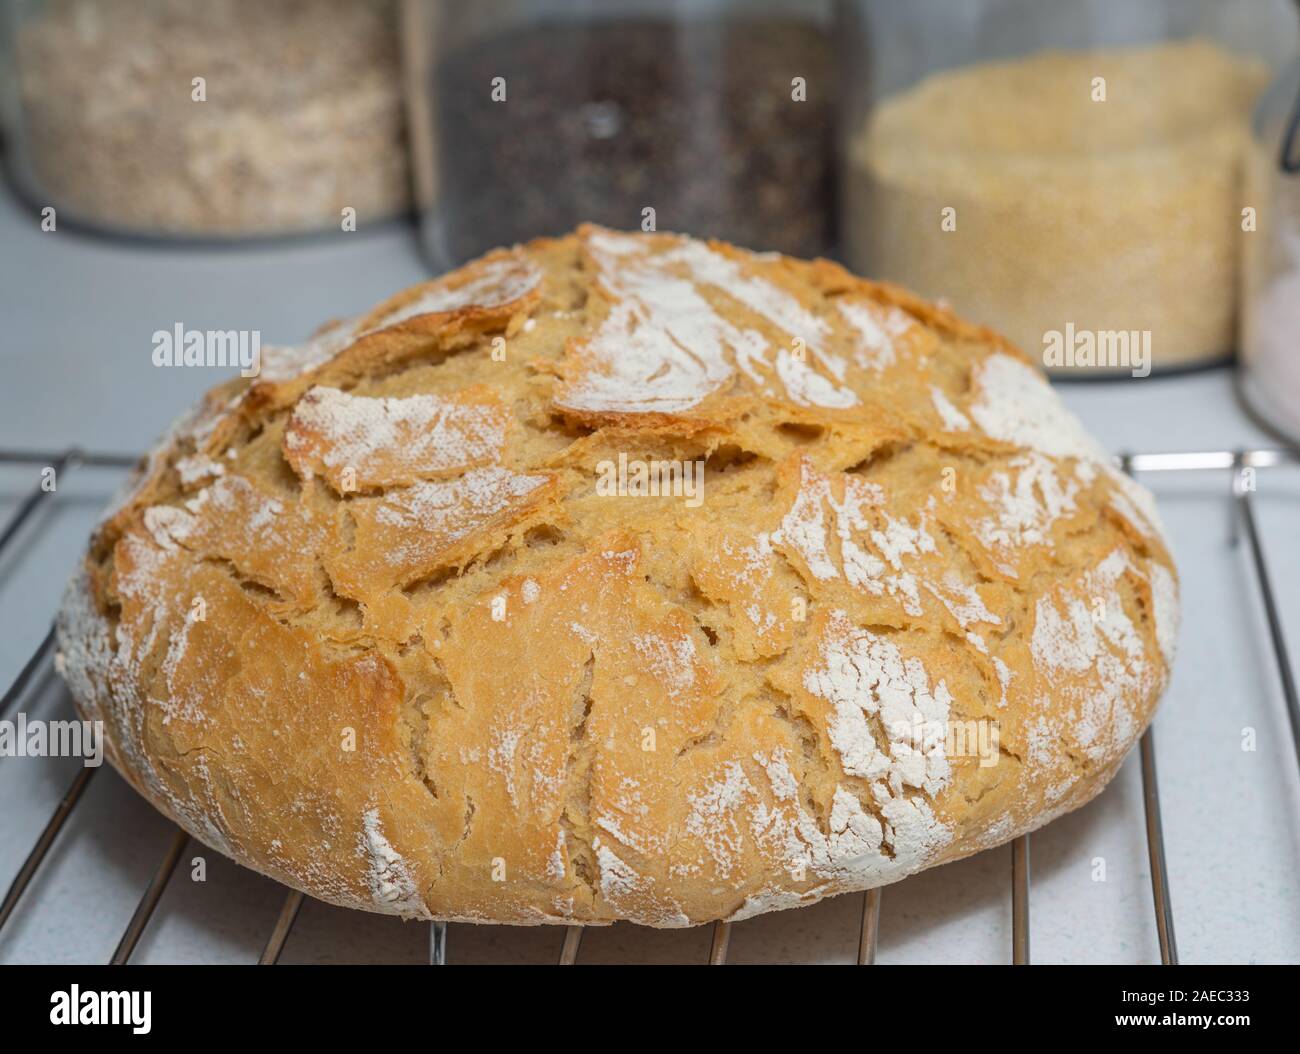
[4,962,1294,1039]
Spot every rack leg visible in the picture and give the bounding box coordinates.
[0,449,78,554]
[1236,481,1300,774]
[0,765,97,931]
[709,920,731,964]
[1012,835,1030,965]
[110,827,188,965]
[558,925,583,965]
[429,920,447,965]
[857,887,882,965]
[0,624,57,721]
[1139,730,1179,965]
[259,889,305,965]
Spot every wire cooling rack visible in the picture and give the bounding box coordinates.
[0,444,1297,965]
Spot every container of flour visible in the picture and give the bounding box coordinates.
[839,0,1295,377]
[1240,36,1300,442]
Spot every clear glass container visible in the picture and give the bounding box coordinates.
[1240,47,1300,444]
[403,0,835,270]
[1,0,410,239]
[839,0,1295,377]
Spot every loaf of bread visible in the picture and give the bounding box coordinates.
[56,227,1178,927]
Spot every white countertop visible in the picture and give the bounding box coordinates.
[1,181,1297,964]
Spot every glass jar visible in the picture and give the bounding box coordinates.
[1240,44,1300,444]
[839,0,1295,377]
[403,0,835,270]
[1,0,410,239]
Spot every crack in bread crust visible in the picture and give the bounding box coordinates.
[56,226,1179,927]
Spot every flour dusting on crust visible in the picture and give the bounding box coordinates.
[557,228,858,414]
[361,807,430,917]
[804,611,952,795]
[838,298,915,372]
[970,352,1167,536]
[284,384,509,491]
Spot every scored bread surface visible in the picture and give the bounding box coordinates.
[56,226,1179,927]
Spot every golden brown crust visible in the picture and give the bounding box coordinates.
[56,226,1178,926]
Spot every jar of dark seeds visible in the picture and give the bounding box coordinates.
[403,0,835,268]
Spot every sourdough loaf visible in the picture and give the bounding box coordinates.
[56,226,1178,926]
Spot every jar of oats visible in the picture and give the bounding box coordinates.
[840,0,1294,377]
[2,0,409,238]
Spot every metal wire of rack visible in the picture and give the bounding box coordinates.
[0,445,1297,965]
